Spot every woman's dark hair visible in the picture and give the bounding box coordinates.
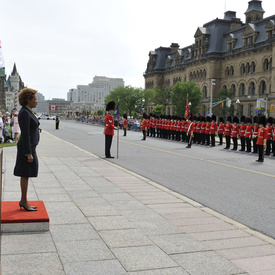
[18,88,37,106]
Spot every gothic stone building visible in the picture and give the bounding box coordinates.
[144,0,275,118]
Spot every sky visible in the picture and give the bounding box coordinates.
[0,0,274,100]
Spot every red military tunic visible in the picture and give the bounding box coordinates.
[266,125,272,141]
[256,127,267,145]
[104,113,115,135]
[245,125,252,138]
[224,123,232,136]
[239,124,246,137]
[210,122,217,135]
[218,123,225,134]
[232,124,239,138]
[205,122,210,135]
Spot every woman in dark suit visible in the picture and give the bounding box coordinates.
[14,88,40,211]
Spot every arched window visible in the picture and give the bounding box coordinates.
[241,63,245,75]
[240,83,245,96]
[246,62,251,74]
[231,84,236,97]
[249,82,255,96]
[203,86,207,98]
[225,67,229,77]
[264,59,270,71]
[230,66,234,76]
[251,61,256,73]
[260,80,266,94]
[203,69,207,78]
[223,85,227,90]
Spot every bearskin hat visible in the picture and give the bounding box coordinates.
[233,116,239,124]
[258,115,266,126]
[226,116,232,123]
[206,116,211,122]
[219,117,224,123]
[253,116,258,124]
[211,115,216,121]
[246,117,252,124]
[106,101,115,111]
[240,116,246,123]
[267,117,273,125]
[123,113,127,119]
[143,113,147,119]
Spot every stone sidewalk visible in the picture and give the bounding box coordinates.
[1,131,275,274]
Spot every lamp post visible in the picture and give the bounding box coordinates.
[236,99,240,116]
[210,79,215,115]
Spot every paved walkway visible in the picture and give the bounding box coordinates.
[1,130,275,275]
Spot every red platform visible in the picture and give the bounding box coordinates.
[1,201,49,233]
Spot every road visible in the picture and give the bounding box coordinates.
[40,119,275,239]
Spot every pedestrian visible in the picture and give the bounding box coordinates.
[14,88,40,211]
[218,117,225,145]
[224,116,232,149]
[239,116,246,151]
[141,113,148,140]
[55,116,60,130]
[122,114,127,136]
[231,116,239,150]
[13,111,20,142]
[104,101,117,158]
[256,116,267,162]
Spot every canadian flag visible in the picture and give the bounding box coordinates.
[49,105,57,110]
[0,40,5,68]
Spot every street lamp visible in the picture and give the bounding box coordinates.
[236,99,240,116]
[210,79,216,115]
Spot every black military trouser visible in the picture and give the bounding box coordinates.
[225,135,231,148]
[258,144,264,161]
[240,136,245,151]
[246,137,251,152]
[218,133,223,145]
[253,138,258,153]
[266,140,271,155]
[105,135,113,157]
[211,134,215,146]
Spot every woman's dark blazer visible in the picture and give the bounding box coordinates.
[14,106,40,177]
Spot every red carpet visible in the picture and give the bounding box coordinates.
[1,201,49,223]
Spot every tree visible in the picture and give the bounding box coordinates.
[152,104,164,115]
[213,89,235,118]
[154,87,171,109]
[105,86,145,116]
[171,82,202,116]
[96,109,104,116]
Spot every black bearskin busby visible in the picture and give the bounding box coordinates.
[267,117,273,125]
[233,116,239,124]
[106,101,115,111]
[211,115,216,122]
[219,117,224,123]
[123,114,127,119]
[253,116,258,124]
[246,117,252,124]
[258,115,266,126]
[240,116,246,123]
[226,116,232,123]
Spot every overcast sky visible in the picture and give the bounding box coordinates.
[1,0,273,100]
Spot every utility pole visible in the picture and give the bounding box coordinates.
[210,79,216,115]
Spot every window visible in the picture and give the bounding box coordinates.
[231,84,236,97]
[246,63,251,74]
[240,83,245,96]
[249,82,255,96]
[203,86,207,98]
[230,66,234,76]
[241,64,245,75]
[260,80,266,94]
[251,61,256,73]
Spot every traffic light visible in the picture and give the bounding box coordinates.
[271,104,274,111]
[226,98,231,107]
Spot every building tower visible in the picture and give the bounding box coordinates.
[245,0,265,23]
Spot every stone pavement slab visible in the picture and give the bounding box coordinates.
[1,130,275,274]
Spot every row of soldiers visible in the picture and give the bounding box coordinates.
[140,113,275,160]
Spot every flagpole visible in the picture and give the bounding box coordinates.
[117,99,120,159]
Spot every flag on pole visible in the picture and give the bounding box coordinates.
[49,105,57,110]
[113,103,120,119]
[184,94,191,119]
[0,40,5,68]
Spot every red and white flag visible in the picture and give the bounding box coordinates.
[49,105,57,110]
[184,94,191,120]
[0,40,5,68]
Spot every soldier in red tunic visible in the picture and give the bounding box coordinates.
[224,116,232,149]
[210,115,217,147]
[104,101,117,158]
[256,116,267,162]
[239,116,246,151]
[218,117,225,145]
[122,114,127,136]
[252,116,259,154]
[205,116,211,146]
[265,117,273,155]
[186,116,194,148]
[272,120,275,157]
[245,117,253,152]
[141,113,148,140]
[232,116,239,150]
[201,117,206,145]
